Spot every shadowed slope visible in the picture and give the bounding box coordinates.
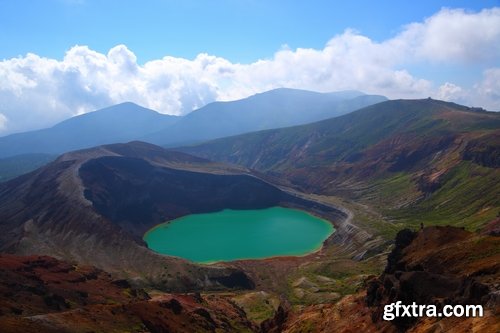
[0,141,349,291]
[0,142,291,290]
[179,99,500,233]
[264,226,500,333]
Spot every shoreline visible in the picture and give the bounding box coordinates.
[142,206,336,265]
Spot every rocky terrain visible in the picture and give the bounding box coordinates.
[1,225,497,332]
[0,142,261,290]
[264,226,500,332]
[0,254,257,332]
[0,98,498,332]
[181,99,500,234]
[0,141,354,292]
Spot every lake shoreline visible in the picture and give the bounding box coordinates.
[143,206,335,264]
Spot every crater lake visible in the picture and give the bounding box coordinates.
[144,207,334,263]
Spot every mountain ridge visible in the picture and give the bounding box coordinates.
[0,102,179,158]
[178,98,500,234]
[144,88,387,146]
[0,98,498,332]
[0,88,387,159]
[0,141,353,291]
[265,226,500,332]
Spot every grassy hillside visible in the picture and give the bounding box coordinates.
[179,99,500,235]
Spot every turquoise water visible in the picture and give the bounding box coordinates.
[143,207,334,263]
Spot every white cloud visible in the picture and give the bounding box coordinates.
[473,68,500,111]
[0,114,7,131]
[0,7,499,135]
[406,8,500,64]
[437,82,464,101]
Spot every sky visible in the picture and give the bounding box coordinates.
[0,0,499,135]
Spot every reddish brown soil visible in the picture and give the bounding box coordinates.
[266,227,500,333]
[0,254,256,332]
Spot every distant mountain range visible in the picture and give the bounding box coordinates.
[0,88,386,159]
[0,95,498,332]
[144,88,386,146]
[180,98,500,233]
[0,102,179,158]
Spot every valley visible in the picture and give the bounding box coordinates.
[0,141,365,292]
[0,96,498,332]
[181,98,500,236]
[1,1,499,331]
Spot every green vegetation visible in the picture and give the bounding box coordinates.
[181,99,500,236]
[389,161,500,231]
[285,253,384,306]
[232,291,280,323]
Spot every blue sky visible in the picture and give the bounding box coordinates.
[1,0,497,63]
[0,0,499,135]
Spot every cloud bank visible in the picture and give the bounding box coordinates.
[0,7,499,135]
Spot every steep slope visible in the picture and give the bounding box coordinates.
[0,102,179,158]
[0,254,148,317]
[180,99,500,233]
[145,88,387,146]
[0,254,257,333]
[0,141,347,291]
[270,227,500,333]
[0,142,254,290]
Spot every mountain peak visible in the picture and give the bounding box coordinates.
[81,101,159,116]
[144,88,387,146]
[0,89,387,158]
[0,103,179,158]
[252,87,366,99]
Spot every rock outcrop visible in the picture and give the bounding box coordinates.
[269,226,499,332]
[0,254,257,333]
[0,142,277,290]
[0,141,347,291]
